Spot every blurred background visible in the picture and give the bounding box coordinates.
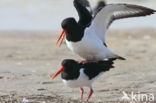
[0,0,156,31]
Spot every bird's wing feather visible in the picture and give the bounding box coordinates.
[74,0,92,27]
[83,58,116,80]
[76,0,92,14]
[89,4,156,42]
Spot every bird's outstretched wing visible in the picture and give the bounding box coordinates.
[73,0,92,27]
[88,4,156,43]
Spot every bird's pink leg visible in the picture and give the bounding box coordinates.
[80,87,84,100]
[86,88,94,102]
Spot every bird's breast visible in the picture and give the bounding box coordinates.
[65,33,105,60]
[62,69,94,88]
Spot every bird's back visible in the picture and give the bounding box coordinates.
[83,58,116,80]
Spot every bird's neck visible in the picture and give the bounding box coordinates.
[66,27,84,42]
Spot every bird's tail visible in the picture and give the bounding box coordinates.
[115,55,126,60]
[98,58,117,72]
[108,54,126,60]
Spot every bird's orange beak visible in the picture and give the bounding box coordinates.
[56,29,67,47]
[51,67,65,80]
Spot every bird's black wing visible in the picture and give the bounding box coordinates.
[83,59,116,80]
[75,0,92,14]
[73,0,92,27]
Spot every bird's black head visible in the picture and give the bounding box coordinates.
[56,18,84,47]
[61,18,77,30]
[61,59,79,71]
[61,59,81,80]
[61,18,84,42]
[51,59,81,80]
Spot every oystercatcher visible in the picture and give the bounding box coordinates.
[51,58,116,102]
[56,3,155,61]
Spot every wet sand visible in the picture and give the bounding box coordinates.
[0,29,156,103]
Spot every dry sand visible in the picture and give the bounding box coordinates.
[0,29,156,103]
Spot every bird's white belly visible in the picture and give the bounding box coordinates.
[62,69,94,88]
[66,35,111,60]
[62,79,92,88]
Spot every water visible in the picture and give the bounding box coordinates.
[0,0,155,30]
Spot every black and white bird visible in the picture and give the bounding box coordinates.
[56,1,156,61]
[51,58,116,102]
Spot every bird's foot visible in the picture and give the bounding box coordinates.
[86,88,94,102]
[80,87,84,100]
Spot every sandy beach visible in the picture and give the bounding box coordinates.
[0,29,156,103]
